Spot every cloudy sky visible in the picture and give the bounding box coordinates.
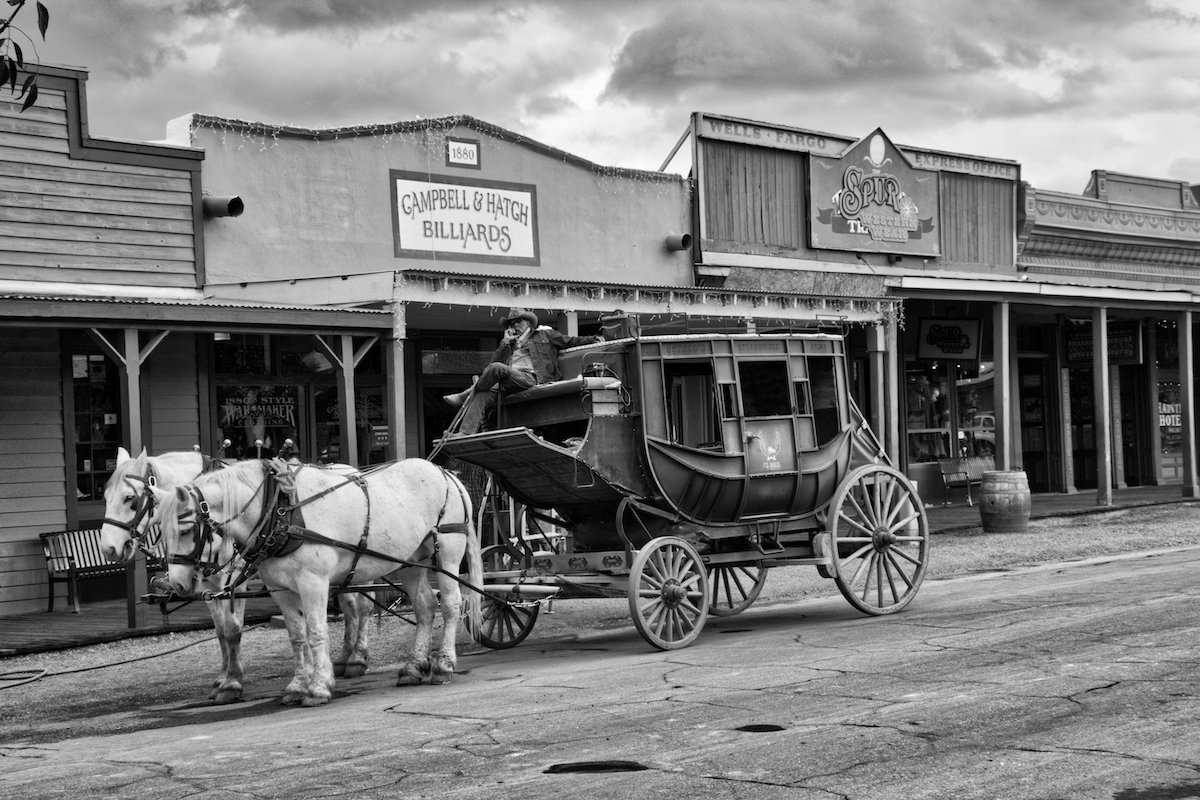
[21,0,1200,193]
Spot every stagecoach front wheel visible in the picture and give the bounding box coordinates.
[628,536,710,650]
[706,563,768,617]
[467,592,540,650]
[827,464,929,616]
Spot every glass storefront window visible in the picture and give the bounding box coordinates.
[906,361,991,463]
[73,353,121,503]
[906,365,951,463]
[1158,381,1182,457]
[216,384,301,460]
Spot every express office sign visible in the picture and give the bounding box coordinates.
[809,128,940,258]
[390,170,540,266]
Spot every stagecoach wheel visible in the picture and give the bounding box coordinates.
[467,592,540,650]
[628,536,710,650]
[827,464,929,616]
[706,563,768,617]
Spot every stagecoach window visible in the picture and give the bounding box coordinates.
[808,357,841,446]
[719,384,738,418]
[738,361,790,417]
[664,361,722,450]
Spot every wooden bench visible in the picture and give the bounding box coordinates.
[39,528,167,613]
[937,455,995,506]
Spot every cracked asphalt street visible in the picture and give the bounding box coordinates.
[2,503,1200,799]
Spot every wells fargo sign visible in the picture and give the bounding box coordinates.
[390,170,540,266]
[809,128,940,257]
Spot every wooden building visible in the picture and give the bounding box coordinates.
[681,112,1200,502]
[0,66,395,617]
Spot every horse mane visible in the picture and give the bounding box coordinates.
[191,459,268,517]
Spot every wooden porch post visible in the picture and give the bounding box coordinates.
[993,302,1013,470]
[885,313,901,462]
[1093,307,1113,506]
[1180,310,1199,497]
[385,302,407,461]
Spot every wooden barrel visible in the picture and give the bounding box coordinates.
[979,470,1031,532]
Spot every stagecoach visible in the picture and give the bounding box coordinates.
[437,318,929,651]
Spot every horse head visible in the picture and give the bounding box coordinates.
[155,462,266,598]
[100,447,154,563]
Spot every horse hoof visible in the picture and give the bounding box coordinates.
[342,663,368,679]
[396,673,424,686]
[431,672,453,685]
[301,694,330,707]
[212,684,243,704]
[332,662,347,678]
[281,693,304,706]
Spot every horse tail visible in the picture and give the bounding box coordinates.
[446,470,483,633]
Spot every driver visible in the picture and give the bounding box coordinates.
[443,307,604,437]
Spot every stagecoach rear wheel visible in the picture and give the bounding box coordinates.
[827,464,929,616]
[628,536,710,650]
[706,563,768,617]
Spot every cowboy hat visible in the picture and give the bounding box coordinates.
[500,307,538,327]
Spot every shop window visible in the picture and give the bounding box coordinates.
[72,353,121,505]
[216,384,301,460]
[214,334,270,375]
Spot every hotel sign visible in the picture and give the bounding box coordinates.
[810,128,940,257]
[390,170,539,266]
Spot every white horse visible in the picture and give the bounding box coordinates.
[154,457,483,707]
[99,448,374,704]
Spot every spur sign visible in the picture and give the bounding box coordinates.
[810,129,940,257]
[390,170,540,266]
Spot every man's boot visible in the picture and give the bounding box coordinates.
[443,375,478,408]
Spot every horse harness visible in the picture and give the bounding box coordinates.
[103,455,224,554]
[176,460,471,598]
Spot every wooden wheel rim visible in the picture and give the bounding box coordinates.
[628,536,710,650]
[707,563,768,617]
[828,464,929,616]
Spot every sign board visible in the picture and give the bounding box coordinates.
[445,137,481,169]
[810,128,940,257]
[917,318,981,361]
[390,170,539,266]
[1064,320,1143,366]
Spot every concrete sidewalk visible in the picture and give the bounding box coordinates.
[1,483,1194,658]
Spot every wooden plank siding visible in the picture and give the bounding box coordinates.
[701,140,806,250]
[938,172,1015,268]
[0,329,65,613]
[0,89,198,289]
[148,333,202,453]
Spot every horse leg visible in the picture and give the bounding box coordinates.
[297,575,335,707]
[431,536,469,685]
[334,592,371,679]
[396,567,435,686]
[205,594,246,704]
[273,590,312,706]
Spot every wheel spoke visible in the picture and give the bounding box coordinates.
[884,548,915,589]
[836,509,875,537]
[889,543,925,567]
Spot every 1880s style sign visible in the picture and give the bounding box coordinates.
[810,129,940,257]
[390,170,540,266]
